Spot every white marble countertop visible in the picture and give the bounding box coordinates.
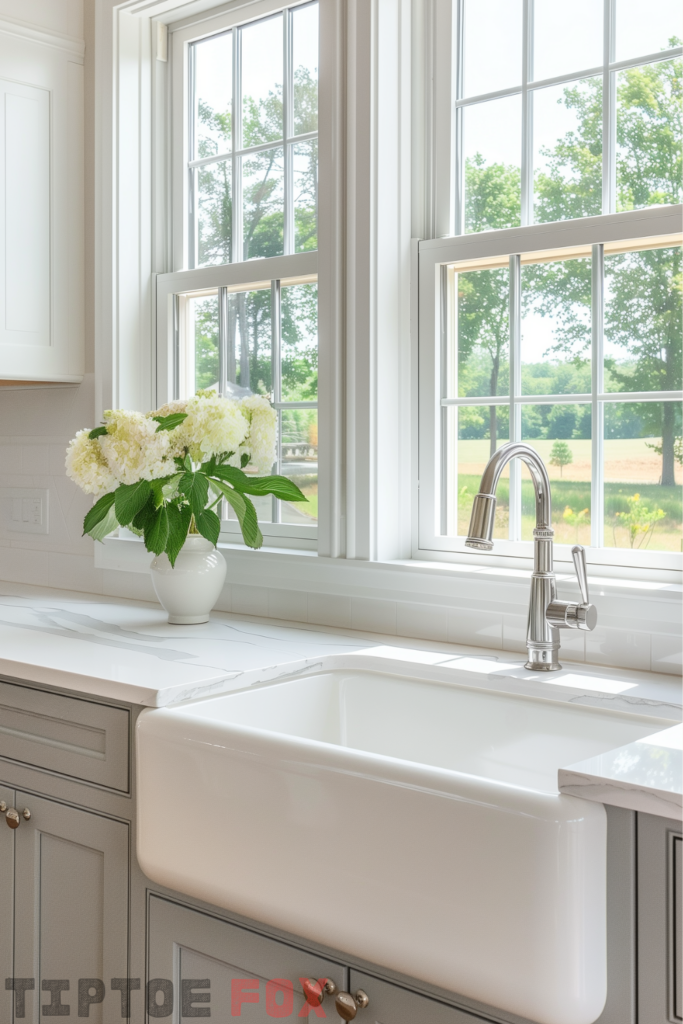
[0,583,680,818]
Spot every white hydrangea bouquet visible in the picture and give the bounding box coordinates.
[65,390,305,564]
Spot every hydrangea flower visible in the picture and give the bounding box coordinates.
[99,410,174,484]
[65,430,117,495]
[236,394,277,473]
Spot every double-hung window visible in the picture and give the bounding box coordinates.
[419,0,683,571]
[157,1,319,548]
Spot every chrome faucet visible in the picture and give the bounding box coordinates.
[465,441,597,671]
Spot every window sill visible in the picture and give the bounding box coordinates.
[94,534,681,599]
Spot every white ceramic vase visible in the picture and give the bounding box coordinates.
[150,535,227,624]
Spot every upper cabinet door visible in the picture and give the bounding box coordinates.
[0,27,83,383]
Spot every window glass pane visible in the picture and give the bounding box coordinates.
[293,140,318,252]
[193,31,232,160]
[462,0,522,98]
[604,246,682,393]
[533,0,602,81]
[242,147,284,260]
[230,287,272,395]
[615,0,682,63]
[196,161,232,267]
[281,282,318,401]
[463,96,521,233]
[521,257,592,394]
[453,266,509,398]
[292,2,318,134]
[533,77,602,223]
[521,404,592,543]
[616,59,683,212]
[604,401,682,552]
[179,294,219,400]
[451,406,510,538]
[280,408,318,524]
[241,13,283,147]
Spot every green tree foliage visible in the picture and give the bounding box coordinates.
[549,440,574,477]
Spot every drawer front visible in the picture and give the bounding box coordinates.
[0,679,129,791]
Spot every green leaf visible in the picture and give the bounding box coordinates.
[143,506,170,555]
[132,494,155,531]
[241,474,307,502]
[88,426,108,440]
[165,502,192,567]
[88,504,119,543]
[179,471,209,517]
[83,492,116,535]
[194,508,221,546]
[153,413,188,432]
[114,480,152,526]
[213,479,262,548]
[210,465,306,502]
[240,453,250,468]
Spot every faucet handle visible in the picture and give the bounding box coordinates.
[571,545,590,605]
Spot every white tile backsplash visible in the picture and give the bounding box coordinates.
[448,607,502,648]
[307,592,352,629]
[350,597,397,635]
[651,632,683,676]
[397,602,449,642]
[586,625,651,672]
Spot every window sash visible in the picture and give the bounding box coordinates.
[417,205,683,571]
[451,0,683,234]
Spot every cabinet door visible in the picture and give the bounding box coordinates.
[638,812,683,1024]
[0,785,13,1020]
[347,971,490,1024]
[12,792,129,1024]
[148,895,344,1022]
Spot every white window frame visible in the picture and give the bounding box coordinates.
[416,0,683,577]
[154,0,320,548]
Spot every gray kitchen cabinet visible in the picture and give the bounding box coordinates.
[9,791,129,1024]
[0,785,13,1013]
[147,895,345,1021]
[347,971,491,1023]
[638,812,683,1024]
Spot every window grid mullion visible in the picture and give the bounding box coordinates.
[232,28,243,264]
[218,286,229,396]
[509,254,522,541]
[602,0,616,214]
[453,0,464,235]
[188,42,197,270]
[520,0,533,227]
[271,279,282,523]
[591,244,605,548]
[283,8,294,255]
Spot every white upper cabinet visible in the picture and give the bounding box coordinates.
[0,15,84,382]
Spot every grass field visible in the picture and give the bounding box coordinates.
[456,438,682,550]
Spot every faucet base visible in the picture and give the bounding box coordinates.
[525,647,562,672]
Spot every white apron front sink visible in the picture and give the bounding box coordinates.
[136,665,661,1024]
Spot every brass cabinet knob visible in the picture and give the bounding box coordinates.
[302,978,337,1007]
[334,990,369,1021]
[5,807,30,829]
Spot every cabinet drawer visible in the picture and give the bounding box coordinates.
[0,680,129,791]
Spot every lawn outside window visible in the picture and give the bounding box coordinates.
[418,0,683,573]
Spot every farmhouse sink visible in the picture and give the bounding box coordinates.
[136,664,661,1024]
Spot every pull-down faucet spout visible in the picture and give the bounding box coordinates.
[465,442,597,671]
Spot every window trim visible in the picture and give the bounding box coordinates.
[417,204,683,574]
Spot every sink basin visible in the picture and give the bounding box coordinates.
[136,663,662,1024]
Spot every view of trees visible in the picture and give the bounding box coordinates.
[457,50,682,547]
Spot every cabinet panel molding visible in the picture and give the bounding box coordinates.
[12,792,129,1024]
